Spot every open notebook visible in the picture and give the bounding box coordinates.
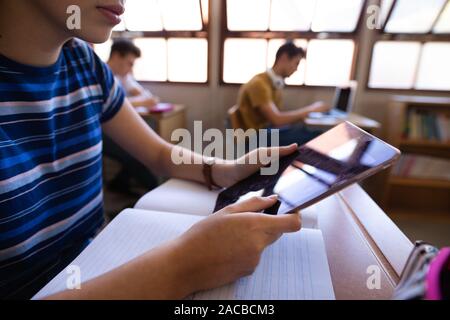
[34,180,335,300]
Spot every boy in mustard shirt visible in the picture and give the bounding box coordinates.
[238,42,331,145]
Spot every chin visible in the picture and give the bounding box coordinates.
[74,28,113,44]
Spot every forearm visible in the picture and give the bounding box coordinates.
[272,107,311,126]
[102,101,293,190]
[262,100,316,127]
[160,144,233,187]
[102,101,228,187]
[161,144,203,182]
[44,239,192,300]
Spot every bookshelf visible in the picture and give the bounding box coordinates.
[384,96,450,213]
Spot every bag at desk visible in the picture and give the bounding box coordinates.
[393,241,450,300]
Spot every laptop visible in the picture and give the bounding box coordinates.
[310,81,358,119]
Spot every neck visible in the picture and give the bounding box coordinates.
[0,1,70,66]
[272,64,285,79]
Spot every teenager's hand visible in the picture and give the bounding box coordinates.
[172,196,302,296]
[213,144,298,188]
[143,96,160,108]
[307,101,331,113]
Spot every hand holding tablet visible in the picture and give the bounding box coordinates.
[215,122,400,215]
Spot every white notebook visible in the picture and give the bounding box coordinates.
[34,209,334,300]
[135,179,221,216]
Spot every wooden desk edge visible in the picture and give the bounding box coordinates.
[338,184,414,281]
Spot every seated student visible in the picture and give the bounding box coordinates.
[237,41,331,146]
[107,38,160,110]
[0,0,301,299]
[105,39,161,193]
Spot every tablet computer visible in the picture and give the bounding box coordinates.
[214,122,400,215]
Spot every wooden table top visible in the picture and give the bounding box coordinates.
[316,184,413,299]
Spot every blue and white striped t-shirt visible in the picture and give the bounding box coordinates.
[0,39,125,299]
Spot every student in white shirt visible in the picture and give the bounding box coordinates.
[107,38,160,110]
[104,39,162,193]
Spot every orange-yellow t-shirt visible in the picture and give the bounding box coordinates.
[237,72,283,130]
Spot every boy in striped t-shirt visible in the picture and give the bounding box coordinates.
[0,0,300,299]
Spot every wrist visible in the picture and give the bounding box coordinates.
[203,157,227,190]
[158,239,198,299]
[211,160,237,188]
[168,236,204,297]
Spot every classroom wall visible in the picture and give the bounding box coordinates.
[141,0,450,139]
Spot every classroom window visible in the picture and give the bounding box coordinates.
[120,0,203,31]
[132,38,208,83]
[368,41,421,89]
[310,0,364,33]
[368,41,450,91]
[167,38,208,83]
[269,0,315,32]
[121,0,163,31]
[384,0,447,34]
[304,40,355,86]
[378,0,395,28]
[222,0,363,86]
[415,43,450,91]
[433,1,450,33]
[161,0,203,31]
[368,0,450,91]
[226,0,364,32]
[223,39,267,84]
[133,38,168,82]
[227,0,271,31]
[223,38,308,85]
[94,0,209,84]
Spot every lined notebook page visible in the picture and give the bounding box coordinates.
[33,209,202,299]
[193,229,334,300]
[34,209,334,300]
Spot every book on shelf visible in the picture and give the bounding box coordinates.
[392,154,450,181]
[403,109,449,143]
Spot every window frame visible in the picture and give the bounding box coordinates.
[109,0,211,86]
[365,0,450,94]
[219,0,369,88]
